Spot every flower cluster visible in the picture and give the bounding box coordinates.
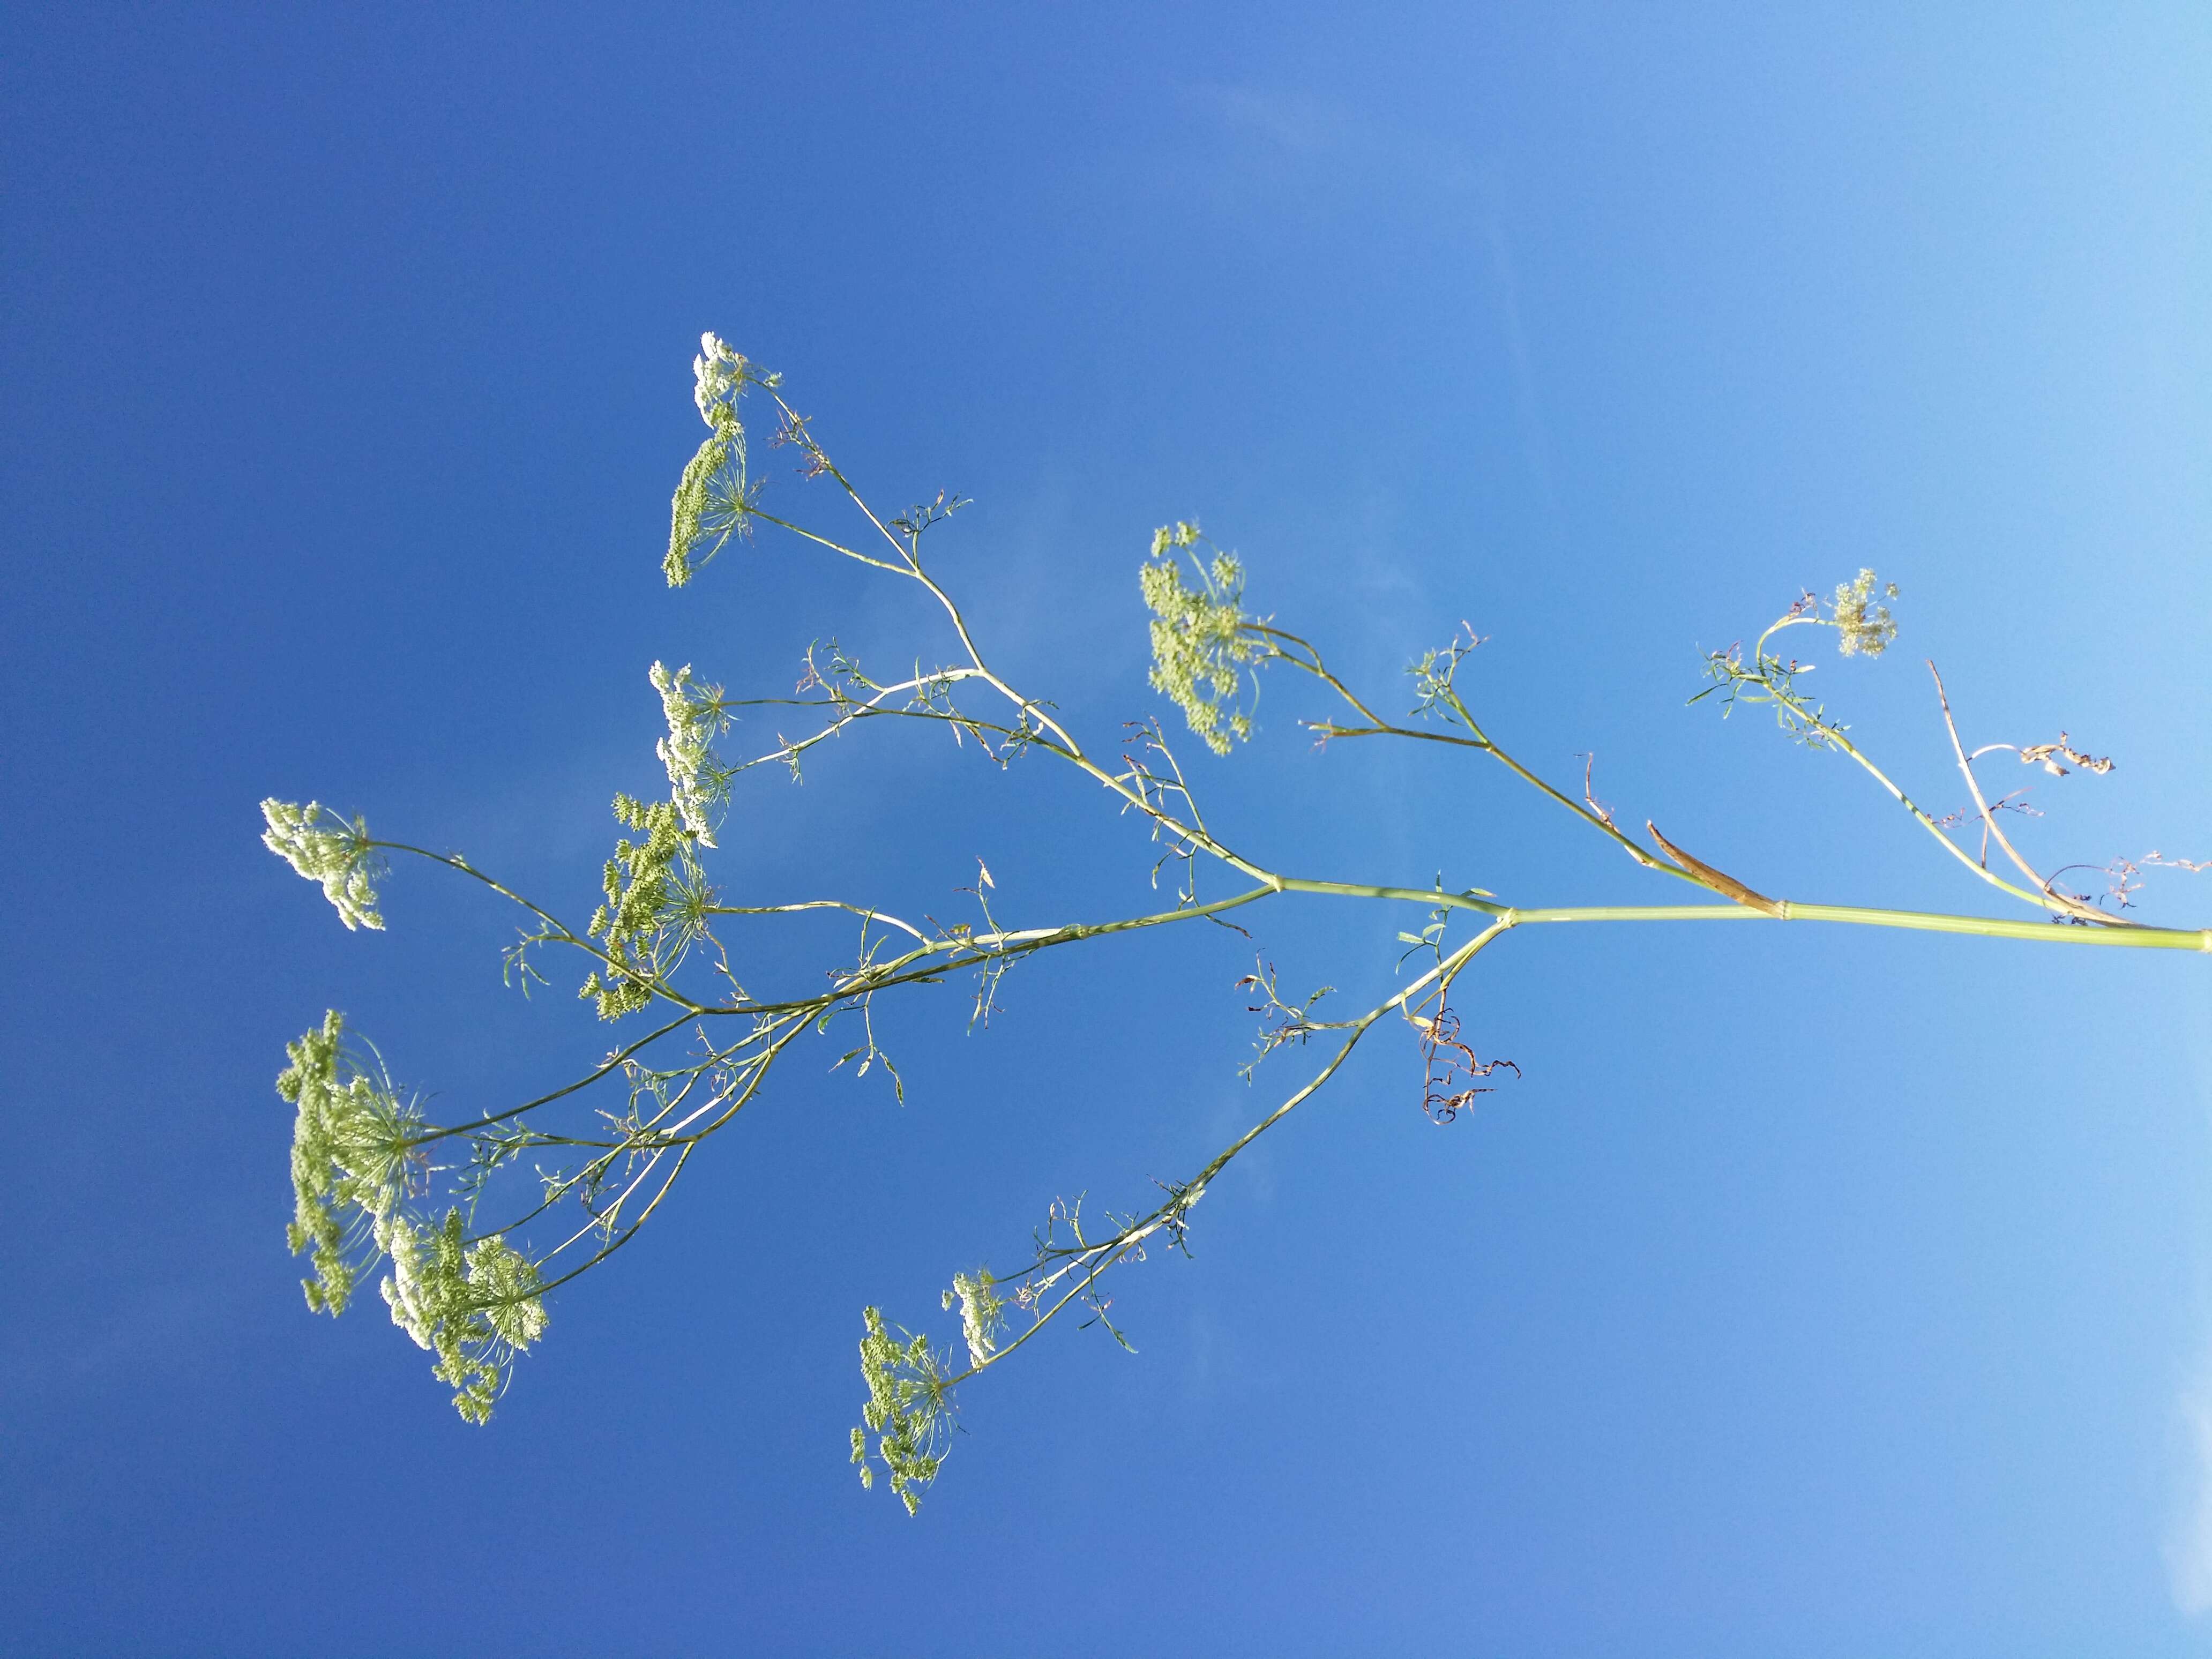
[578,793,698,1020]
[1830,569,1899,657]
[649,660,732,845]
[1140,522,1271,755]
[276,1010,421,1315]
[382,1207,548,1425]
[260,799,384,931]
[692,331,749,424]
[851,1306,955,1515]
[277,1014,547,1421]
[667,332,774,587]
[942,1268,1006,1370]
[1693,571,1904,745]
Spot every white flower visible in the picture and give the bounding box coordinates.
[378,1207,547,1424]
[1831,569,1899,657]
[261,799,384,930]
[648,661,729,845]
[942,1269,1006,1370]
[1141,527,1268,754]
[693,332,746,428]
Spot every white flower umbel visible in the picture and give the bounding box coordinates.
[382,1207,548,1425]
[943,1269,1006,1370]
[261,799,384,930]
[1831,569,1900,657]
[1141,521,1272,754]
[692,331,747,426]
[276,1010,420,1316]
[649,660,730,846]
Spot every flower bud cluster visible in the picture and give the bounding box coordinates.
[667,332,775,587]
[851,1307,953,1515]
[579,793,692,1020]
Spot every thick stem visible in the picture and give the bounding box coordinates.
[1502,900,2210,950]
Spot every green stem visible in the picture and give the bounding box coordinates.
[1504,900,2211,950]
[1276,875,1508,915]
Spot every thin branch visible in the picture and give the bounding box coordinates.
[1929,662,2135,927]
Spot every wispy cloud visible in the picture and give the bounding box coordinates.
[2169,1374,2212,1613]
[2171,1038,2212,1613]
[1200,84,1356,159]
[1178,79,1481,195]
[1177,82,1558,514]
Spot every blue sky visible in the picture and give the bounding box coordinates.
[6,4,2211,1652]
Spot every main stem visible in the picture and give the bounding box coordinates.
[1259,876,2207,950]
[1499,899,2204,950]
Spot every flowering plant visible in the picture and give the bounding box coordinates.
[264,334,2208,1511]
